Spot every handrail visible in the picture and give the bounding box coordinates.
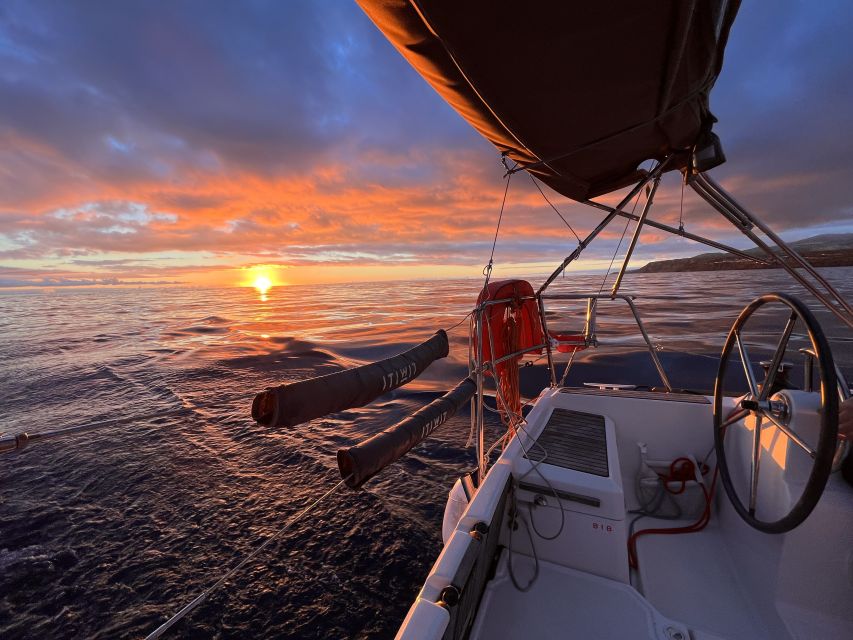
[539,293,672,391]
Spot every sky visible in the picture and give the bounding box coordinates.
[1,0,852,288]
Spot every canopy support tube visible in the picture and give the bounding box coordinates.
[537,157,672,295]
[611,174,661,297]
[581,198,772,266]
[696,173,852,316]
[691,174,853,330]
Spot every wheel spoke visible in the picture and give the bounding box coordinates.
[759,409,816,459]
[759,312,797,401]
[721,407,749,430]
[735,332,759,398]
[749,414,763,516]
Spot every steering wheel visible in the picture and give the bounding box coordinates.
[713,292,839,534]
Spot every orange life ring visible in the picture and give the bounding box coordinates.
[475,280,542,432]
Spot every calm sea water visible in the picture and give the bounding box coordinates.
[1,268,851,639]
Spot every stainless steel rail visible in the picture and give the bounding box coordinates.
[581,197,773,266]
[799,347,851,471]
[692,173,853,330]
[539,293,673,392]
[537,157,674,295]
[700,174,852,316]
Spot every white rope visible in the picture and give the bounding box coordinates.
[144,475,351,640]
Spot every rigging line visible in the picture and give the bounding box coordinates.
[597,187,645,295]
[482,168,513,290]
[0,408,193,454]
[558,348,578,387]
[144,475,352,640]
[529,175,581,244]
[444,310,474,334]
[678,176,685,233]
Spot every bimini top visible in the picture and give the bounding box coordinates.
[357,0,740,200]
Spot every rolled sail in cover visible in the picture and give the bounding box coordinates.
[252,330,449,428]
[338,378,476,488]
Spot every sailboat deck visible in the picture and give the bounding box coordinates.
[469,550,688,640]
[397,389,853,640]
[635,520,770,640]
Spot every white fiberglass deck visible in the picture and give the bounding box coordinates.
[636,520,769,639]
[470,550,689,640]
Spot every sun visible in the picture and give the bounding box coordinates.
[253,275,272,294]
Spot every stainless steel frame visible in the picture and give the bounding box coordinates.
[611,174,661,297]
[468,164,851,481]
[540,293,672,392]
[469,291,671,481]
[536,157,674,295]
[692,173,853,329]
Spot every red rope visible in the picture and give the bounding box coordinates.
[628,406,745,568]
[628,463,720,569]
[498,304,522,441]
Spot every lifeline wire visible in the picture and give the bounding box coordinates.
[530,175,581,244]
[144,475,352,640]
[444,310,474,334]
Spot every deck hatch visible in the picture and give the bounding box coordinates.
[528,408,608,477]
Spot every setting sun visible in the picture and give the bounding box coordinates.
[253,275,272,294]
[241,265,286,292]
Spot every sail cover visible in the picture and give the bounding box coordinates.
[357,0,740,200]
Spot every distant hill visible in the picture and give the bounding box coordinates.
[634,233,853,274]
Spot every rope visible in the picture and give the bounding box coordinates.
[530,175,581,243]
[678,176,685,234]
[557,347,578,387]
[144,475,352,640]
[502,398,565,592]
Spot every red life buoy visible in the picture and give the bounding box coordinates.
[475,280,543,432]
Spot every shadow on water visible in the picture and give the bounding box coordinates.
[0,268,851,638]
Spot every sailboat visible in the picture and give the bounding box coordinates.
[3,3,851,639]
[316,2,851,638]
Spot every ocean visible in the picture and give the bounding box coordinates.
[1,267,851,639]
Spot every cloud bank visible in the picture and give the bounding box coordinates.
[1,0,851,286]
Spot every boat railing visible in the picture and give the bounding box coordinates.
[538,293,672,391]
[469,290,671,481]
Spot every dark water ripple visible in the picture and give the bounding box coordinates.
[0,268,851,638]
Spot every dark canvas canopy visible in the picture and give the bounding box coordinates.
[357,0,740,200]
